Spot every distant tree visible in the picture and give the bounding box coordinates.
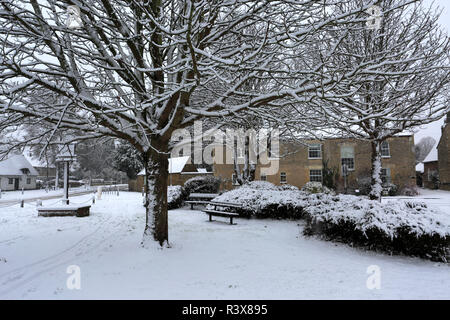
[112,143,144,180]
[415,136,437,164]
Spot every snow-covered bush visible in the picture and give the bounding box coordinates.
[168,185,188,210]
[383,183,398,196]
[184,175,221,194]
[401,185,420,196]
[210,182,307,219]
[301,182,333,194]
[303,194,450,262]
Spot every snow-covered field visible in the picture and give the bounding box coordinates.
[0,190,449,300]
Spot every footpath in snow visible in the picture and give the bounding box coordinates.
[0,191,449,299]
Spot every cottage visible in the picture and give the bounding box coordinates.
[0,154,39,191]
[24,149,56,181]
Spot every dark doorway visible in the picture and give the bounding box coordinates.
[14,178,19,190]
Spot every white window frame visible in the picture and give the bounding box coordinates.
[308,144,322,159]
[381,168,391,184]
[280,172,287,184]
[381,141,390,158]
[341,158,355,171]
[309,169,323,182]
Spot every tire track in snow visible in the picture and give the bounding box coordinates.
[0,214,127,297]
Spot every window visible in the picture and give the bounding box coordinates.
[381,141,390,158]
[308,144,322,159]
[310,169,323,182]
[341,146,355,171]
[260,174,267,181]
[341,158,355,171]
[8,178,13,185]
[381,168,391,184]
[27,178,31,185]
[280,172,287,183]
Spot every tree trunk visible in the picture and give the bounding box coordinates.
[369,140,383,201]
[142,144,169,247]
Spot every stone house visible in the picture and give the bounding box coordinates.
[213,135,416,193]
[128,156,213,192]
[0,154,39,191]
[437,114,450,191]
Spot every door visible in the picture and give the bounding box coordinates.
[14,178,19,190]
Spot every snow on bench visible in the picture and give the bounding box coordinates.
[202,201,242,225]
[37,205,90,217]
[186,193,219,209]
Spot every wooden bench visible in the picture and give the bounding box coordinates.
[202,201,242,225]
[37,205,91,217]
[186,193,219,209]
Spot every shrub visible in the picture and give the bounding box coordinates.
[303,194,450,262]
[301,182,333,194]
[184,175,221,194]
[401,185,420,196]
[383,183,398,196]
[210,182,307,219]
[356,176,372,195]
[167,185,188,210]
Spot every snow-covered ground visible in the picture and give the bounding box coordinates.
[382,188,450,212]
[0,190,449,300]
[0,187,89,202]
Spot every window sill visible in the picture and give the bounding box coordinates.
[308,157,322,160]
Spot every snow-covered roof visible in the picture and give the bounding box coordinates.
[423,144,438,163]
[0,154,39,176]
[23,148,55,168]
[415,162,424,173]
[138,156,190,175]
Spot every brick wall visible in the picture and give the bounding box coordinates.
[438,122,450,191]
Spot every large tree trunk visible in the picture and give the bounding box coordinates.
[369,140,383,201]
[142,143,169,247]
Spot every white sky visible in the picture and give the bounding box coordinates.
[414,0,449,144]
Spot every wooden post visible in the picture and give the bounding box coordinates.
[21,199,24,208]
[63,161,69,205]
[55,162,59,190]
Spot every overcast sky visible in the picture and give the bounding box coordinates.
[414,0,449,144]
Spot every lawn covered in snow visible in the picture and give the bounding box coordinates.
[0,191,449,299]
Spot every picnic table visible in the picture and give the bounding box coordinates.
[185,193,219,209]
[202,201,242,225]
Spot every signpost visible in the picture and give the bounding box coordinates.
[342,164,348,194]
[55,143,77,205]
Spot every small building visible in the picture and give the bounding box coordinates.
[128,156,213,192]
[423,144,439,189]
[437,113,450,191]
[0,154,39,191]
[24,150,56,181]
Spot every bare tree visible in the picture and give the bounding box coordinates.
[0,0,390,246]
[415,136,437,164]
[306,0,450,200]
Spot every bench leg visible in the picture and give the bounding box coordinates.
[209,214,212,222]
[230,217,233,225]
[191,203,194,210]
